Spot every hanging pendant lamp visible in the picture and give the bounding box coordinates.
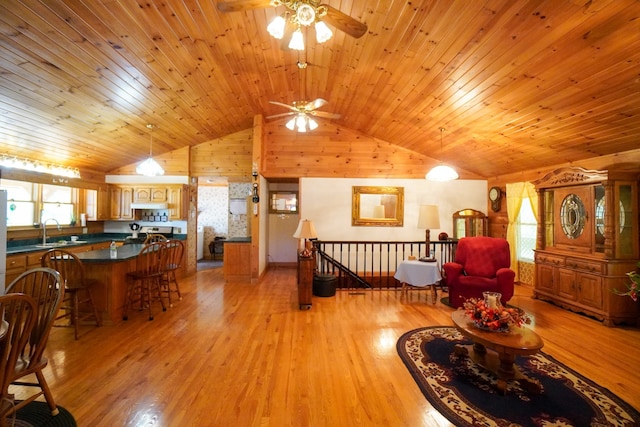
[136,124,164,176]
[426,128,458,182]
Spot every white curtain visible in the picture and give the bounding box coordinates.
[505,182,538,282]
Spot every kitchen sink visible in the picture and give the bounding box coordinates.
[35,240,89,248]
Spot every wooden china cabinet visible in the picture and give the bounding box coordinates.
[533,166,639,326]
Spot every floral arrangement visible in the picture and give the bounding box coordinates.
[614,262,640,302]
[462,297,531,332]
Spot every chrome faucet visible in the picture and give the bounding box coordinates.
[41,218,61,245]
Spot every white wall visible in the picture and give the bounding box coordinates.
[299,178,487,241]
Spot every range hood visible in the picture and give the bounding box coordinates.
[130,202,169,209]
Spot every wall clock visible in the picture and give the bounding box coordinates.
[489,187,501,212]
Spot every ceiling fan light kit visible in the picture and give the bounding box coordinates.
[288,28,305,50]
[218,0,365,132]
[286,115,318,132]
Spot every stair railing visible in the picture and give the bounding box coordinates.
[313,240,457,289]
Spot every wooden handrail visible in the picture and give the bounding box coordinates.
[313,240,458,289]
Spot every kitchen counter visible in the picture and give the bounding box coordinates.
[76,244,144,263]
[223,237,251,243]
[6,233,187,255]
[74,244,149,325]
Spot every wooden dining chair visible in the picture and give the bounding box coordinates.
[144,233,168,244]
[123,242,168,321]
[41,249,101,340]
[161,240,184,307]
[0,293,38,427]
[5,267,64,416]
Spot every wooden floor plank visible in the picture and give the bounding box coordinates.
[11,265,640,426]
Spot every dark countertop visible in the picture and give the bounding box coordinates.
[76,244,145,263]
[6,233,187,255]
[223,237,251,243]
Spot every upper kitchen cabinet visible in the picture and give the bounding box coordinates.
[85,186,110,221]
[134,187,168,203]
[168,185,188,220]
[110,186,134,220]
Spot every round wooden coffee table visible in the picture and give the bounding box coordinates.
[451,310,544,394]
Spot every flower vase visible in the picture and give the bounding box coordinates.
[483,291,503,311]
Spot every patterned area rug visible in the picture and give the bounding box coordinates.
[7,401,77,427]
[397,326,640,426]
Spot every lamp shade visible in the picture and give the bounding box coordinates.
[293,219,318,239]
[425,165,459,182]
[136,157,165,176]
[417,205,440,229]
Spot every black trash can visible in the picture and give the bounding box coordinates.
[313,274,337,297]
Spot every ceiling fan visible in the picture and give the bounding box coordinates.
[266,98,340,132]
[216,0,368,47]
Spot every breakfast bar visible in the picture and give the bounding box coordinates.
[76,244,145,325]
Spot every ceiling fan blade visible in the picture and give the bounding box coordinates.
[321,5,368,38]
[310,111,341,119]
[266,112,295,119]
[269,101,298,112]
[306,98,328,111]
[216,0,274,13]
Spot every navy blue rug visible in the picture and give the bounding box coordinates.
[397,326,640,426]
[10,401,76,427]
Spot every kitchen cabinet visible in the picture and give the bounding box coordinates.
[134,187,167,203]
[533,166,639,326]
[223,241,251,281]
[110,186,133,220]
[168,185,187,220]
[5,254,27,287]
[85,186,110,221]
[96,186,110,220]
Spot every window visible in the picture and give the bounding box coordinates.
[2,179,36,227]
[1,179,78,227]
[42,184,74,225]
[516,198,537,262]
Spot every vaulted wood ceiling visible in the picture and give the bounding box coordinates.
[0,0,638,179]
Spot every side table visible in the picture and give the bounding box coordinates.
[297,254,314,310]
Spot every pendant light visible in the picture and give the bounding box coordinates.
[425,128,458,182]
[136,124,164,176]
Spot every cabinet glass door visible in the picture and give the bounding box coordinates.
[617,183,636,258]
[594,185,605,253]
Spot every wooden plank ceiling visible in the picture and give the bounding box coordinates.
[0,0,638,179]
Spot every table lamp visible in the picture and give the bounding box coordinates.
[293,219,318,258]
[417,205,440,261]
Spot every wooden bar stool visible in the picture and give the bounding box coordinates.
[161,240,184,307]
[41,249,101,340]
[123,242,168,321]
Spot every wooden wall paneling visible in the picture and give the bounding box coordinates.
[190,129,253,179]
[263,121,483,179]
[109,147,190,176]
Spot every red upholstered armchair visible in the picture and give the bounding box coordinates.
[442,236,515,308]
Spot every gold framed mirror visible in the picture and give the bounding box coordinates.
[269,191,298,214]
[352,186,404,227]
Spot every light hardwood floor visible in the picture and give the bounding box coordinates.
[12,266,640,426]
